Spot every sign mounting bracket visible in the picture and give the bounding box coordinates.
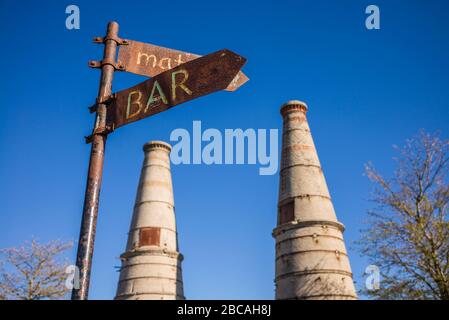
[88,58,126,71]
[93,36,129,46]
[84,125,115,144]
[88,94,117,113]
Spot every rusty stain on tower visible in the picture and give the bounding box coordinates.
[273,100,357,300]
[115,141,184,300]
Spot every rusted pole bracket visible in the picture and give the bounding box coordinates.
[89,36,129,72]
[93,36,129,46]
[88,94,116,113]
[88,59,126,71]
[84,125,115,144]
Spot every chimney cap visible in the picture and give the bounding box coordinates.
[280,100,308,117]
[143,140,172,152]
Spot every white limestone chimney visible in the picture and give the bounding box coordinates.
[273,101,357,300]
[115,141,184,300]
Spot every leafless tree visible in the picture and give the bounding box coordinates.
[0,239,73,300]
[358,130,449,300]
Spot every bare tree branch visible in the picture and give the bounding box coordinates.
[0,238,73,300]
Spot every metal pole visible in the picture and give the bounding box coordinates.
[72,21,119,300]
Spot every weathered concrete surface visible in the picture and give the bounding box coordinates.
[273,101,357,300]
[115,141,184,300]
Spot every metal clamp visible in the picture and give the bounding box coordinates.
[88,59,126,71]
[88,94,116,113]
[84,125,114,144]
[93,36,129,46]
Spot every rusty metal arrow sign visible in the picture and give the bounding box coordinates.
[74,21,249,301]
[117,40,249,91]
[106,49,246,130]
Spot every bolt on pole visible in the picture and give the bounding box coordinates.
[72,21,119,300]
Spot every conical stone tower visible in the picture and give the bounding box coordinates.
[115,141,185,300]
[273,101,357,300]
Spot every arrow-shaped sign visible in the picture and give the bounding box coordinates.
[118,40,249,91]
[106,49,246,130]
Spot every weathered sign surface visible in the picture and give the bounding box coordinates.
[118,40,249,91]
[107,49,247,129]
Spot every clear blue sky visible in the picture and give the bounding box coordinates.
[0,0,448,299]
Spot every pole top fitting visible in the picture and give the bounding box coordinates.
[143,141,172,153]
[107,21,119,34]
[280,100,308,117]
